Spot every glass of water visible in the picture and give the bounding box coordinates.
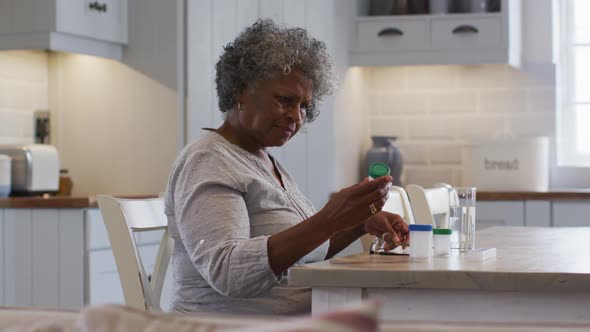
[449,187,476,251]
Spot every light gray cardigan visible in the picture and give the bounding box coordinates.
[164,131,329,315]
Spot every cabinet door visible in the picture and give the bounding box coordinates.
[356,19,428,51]
[552,202,590,227]
[86,208,112,250]
[431,17,503,50]
[138,243,173,311]
[476,201,524,230]
[56,0,128,44]
[137,229,165,246]
[87,244,163,306]
[525,200,551,227]
[88,249,125,305]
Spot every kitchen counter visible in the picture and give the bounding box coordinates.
[2,190,590,208]
[478,189,590,201]
[289,226,590,323]
[0,195,158,209]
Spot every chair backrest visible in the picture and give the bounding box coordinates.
[383,186,415,225]
[406,184,451,228]
[96,195,172,311]
[360,186,415,251]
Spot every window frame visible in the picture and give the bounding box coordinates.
[556,0,590,166]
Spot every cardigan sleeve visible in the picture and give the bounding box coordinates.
[174,180,280,297]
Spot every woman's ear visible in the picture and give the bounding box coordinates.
[235,94,245,111]
[235,84,250,111]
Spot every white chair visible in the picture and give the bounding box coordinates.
[360,186,415,252]
[96,195,172,311]
[406,184,452,228]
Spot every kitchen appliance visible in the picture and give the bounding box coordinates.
[0,144,60,196]
[0,154,11,197]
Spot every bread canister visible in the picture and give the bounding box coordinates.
[0,154,11,197]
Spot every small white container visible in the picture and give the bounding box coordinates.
[409,224,433,259]
[433,228,452,256]
[0,154,11,197]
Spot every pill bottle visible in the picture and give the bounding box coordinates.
[433,228,452,256]
[368,162,391,254]
[409,224,433,259]
[368,162,390,179]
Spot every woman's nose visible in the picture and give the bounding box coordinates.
[285,105,304,123]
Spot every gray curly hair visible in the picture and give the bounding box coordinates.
[215,19,334,123]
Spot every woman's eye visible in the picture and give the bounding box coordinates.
[277,96,291,105]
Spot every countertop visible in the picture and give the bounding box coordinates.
[478,189,590,201]
[1,190,590,209]
[288,226,590,292]
[0,195,158,209]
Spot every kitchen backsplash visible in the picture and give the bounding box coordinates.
[364,64,555,187]
[0,51,48,144]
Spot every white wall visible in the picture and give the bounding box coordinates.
[0,51,48,144]
[48,53,178,196]
[365,64,555,187]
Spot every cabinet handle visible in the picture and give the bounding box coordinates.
[89,1,108,13]
[452,25,479,34]
[377,27,404,37]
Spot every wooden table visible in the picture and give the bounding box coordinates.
[288,227,590,323]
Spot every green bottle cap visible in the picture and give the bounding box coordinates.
[433,228,452,235]
[368,162,391,179]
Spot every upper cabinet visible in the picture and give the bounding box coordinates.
[350,0,521,66]
[0,0,128,60]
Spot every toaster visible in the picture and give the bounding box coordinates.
[0,144,60,196]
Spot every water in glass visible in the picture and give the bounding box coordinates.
[449,205,476,251]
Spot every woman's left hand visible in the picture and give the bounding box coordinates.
[363,211,410,248]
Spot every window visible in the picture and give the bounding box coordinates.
[556,0,590,166]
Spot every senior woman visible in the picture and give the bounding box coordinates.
[164,19,409,315]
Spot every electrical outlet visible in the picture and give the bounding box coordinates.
[34,110,50,144]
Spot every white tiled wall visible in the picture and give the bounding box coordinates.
[0,51,48,144]
[0,51,48,111]
[365,64,555,187]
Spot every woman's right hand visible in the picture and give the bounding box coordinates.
[318,176,392,233]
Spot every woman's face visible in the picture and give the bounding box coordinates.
[236,68,313,148]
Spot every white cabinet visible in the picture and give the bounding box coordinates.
[88,248,125,305]
[477,201,525,230]
[0,208,85,308]
[56,0,128,44]
[552,202,590,227]
[430,17,503,50]
[350,0,520,66]
[524,201,551,227]
[0,206,167,308]
[356,19,428,51]
[0,0,128,60]
[85,208,168,306]
[478,200,590,229]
